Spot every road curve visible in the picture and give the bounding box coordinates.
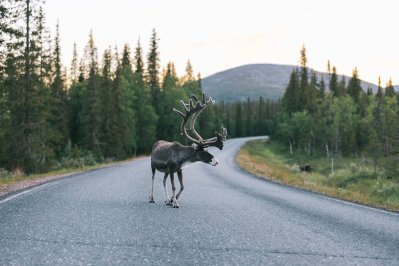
[0,137,398,265]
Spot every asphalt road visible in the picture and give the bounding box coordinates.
[1,136,399,265]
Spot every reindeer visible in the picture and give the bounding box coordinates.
[149,93,227,208]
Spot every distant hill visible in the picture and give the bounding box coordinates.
[202,64,396,102]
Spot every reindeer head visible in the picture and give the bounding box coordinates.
[173,92,227,151]
[194,146,219,166]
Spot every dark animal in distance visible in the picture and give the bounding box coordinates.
[149,93,227,208]
[299,165,312,172]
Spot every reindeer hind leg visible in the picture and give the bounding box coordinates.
[170,172,179,208]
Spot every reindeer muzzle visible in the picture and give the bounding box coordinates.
[210,158,219,166]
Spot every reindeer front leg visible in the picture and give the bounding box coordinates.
[163,173,171,205]
[149,166,156,203]
[176,170,184,200]
[169,171,179,208]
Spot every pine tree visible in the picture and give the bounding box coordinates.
[48,22,69,157]
[376,77,384,98]
[82,30,101,156]
[120,43,137,156]
[162,62,178,91]
[298,45,309,111]
[36,8,53,84]
[329,66,338,97]
[4,0,54,172]
[68,44,88,148]
[381,96,398,158]
[98,47,114,157]
[319,74,326,98]
[308,70,318,112]
[235,102,244,137]
[197,72,202,90]
[70,43,79,84]
[347,68,362,103]
[157,61,185,141]
[147,28,160,108]
[282,69,299,114]
[364,97,382,175]
[133,39,157,152]
[367,87,373,96]
[102,43,138,158]
[337,75,346,96]
[255,96,265,135]
[245,98,254,136]
[385,78,395,98]
[182,60,201,96]
[68,80,86,147]
[0,0,22,75]
[184,59,194,82]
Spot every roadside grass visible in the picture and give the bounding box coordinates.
[0,157,141,187]
[237,139,399,211]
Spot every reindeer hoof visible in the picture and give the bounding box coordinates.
[173,205,180,208]
[149,198,155,203]
[165,200,172,206]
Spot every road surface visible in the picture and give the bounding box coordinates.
[1,137,398,265]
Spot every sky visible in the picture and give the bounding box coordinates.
[44,0,399,85]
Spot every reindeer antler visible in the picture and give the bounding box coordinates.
[173,92,227,150]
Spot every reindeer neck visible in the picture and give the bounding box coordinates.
[177,145,197,164]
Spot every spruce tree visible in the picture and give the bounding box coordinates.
[70,43,79,84]
[235,102,244,137]
[337,75,346,97]
[298,46,309,111]
[133,39,157,152]
[282,69,299,114]
[157,61,185,141]
[147,28,160,109]
[347,68,362,103]
[82,30,101,156]
[4,0,54,172]
[197,72,202,90]
[120,43,137,156]
[98,47,114,157]
[162,62,178,91]
[182,60,201,96]
[68,47,87,148]
[308,70,318,112]
[376,77,384,98]
[385,78,395,97]
[319,74,326,98]
[245,98,254,136]
[329,66,338,97]
[184,59,194,82]
[49,22,68,157]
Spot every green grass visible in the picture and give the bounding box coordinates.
[237,140,399,211]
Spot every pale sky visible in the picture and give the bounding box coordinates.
[44,0,399,85]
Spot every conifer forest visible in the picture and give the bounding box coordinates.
[0,0,277,174]
[1,0,398,180]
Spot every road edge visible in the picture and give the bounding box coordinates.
[0,157,147,202]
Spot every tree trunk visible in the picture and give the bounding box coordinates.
[373,148,377,175]
[289,139,293,155]
[325,143,329,158]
